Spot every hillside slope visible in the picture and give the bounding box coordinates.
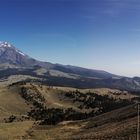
[0,80,138,139]
[27,104,137,140]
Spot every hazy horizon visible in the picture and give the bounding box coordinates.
[1,0,140,77]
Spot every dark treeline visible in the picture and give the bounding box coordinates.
[64,90,132,113]
[2,67,140,91]
[19,87,133,125]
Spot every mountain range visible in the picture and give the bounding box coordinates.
[0,41,140,91]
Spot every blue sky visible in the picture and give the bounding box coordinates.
[0,0,140,77]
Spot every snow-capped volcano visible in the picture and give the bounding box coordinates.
[0,41,25,56]
[0,41,36,67]
[0,41,53,69]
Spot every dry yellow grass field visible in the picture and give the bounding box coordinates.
[0,86,30,119]
[25,104,138,140]
[0,82,138,140]
[0,121,34,140]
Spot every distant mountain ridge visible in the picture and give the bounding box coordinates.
[0,41,118,79]
[0,41,140,91]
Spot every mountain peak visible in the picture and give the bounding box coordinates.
[0,41,31,67]
[0,41,12,48]
[0,41,26,56]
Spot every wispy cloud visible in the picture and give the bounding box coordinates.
[81,0,140,19]
[130,60,140,65]
[130,29,140,32]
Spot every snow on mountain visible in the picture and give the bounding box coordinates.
[0,41,12,48]
[15,49,25,56]
[0,41,25,56]
[0,41,52,68]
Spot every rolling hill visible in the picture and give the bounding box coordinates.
[0,81,138,140]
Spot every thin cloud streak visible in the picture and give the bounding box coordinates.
[80,0,140,19]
